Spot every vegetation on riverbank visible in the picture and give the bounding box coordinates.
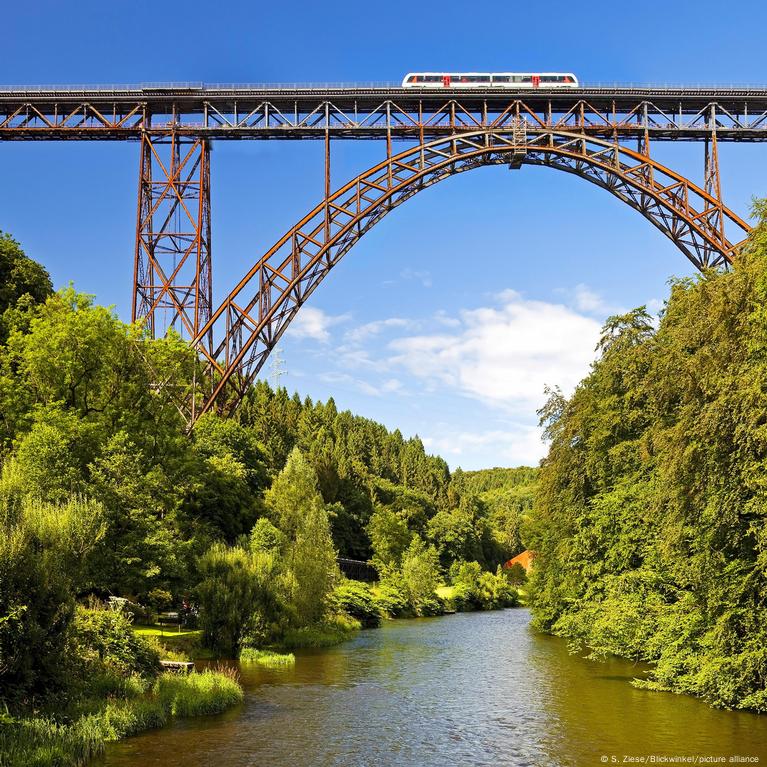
[0,668,243,767]
[527,202,767,712]
[0,229,525,763]
[239,648,296,666]
[0,603,242,767]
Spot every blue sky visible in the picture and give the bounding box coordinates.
[2,0,766,469]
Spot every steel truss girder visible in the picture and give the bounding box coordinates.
[3,93,767,140]
[133,132,212,345]
[188,128,751,420]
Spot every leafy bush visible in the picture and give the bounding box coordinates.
[279,615,361,649]
[0,483,106,700]
[505,562,527,586]
[249,517,285,553]
[196,543,280,655]
[400,538,443,616]
[450,561,518,611]
[375,579,410,618]
[146,589,173,614]
[67,606,161,681]
[330,580,381,628]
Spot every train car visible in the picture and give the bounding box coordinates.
[401,72,579,89]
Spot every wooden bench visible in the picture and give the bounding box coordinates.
[160,660,195,674]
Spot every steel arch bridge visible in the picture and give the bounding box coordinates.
[192,127,750,417]
[1,83,762,421]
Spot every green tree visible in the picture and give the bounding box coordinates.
[0,461,106,698]
[367,505,412,569]
[87,432,187,597]
[527,203,767,711]
[400,537,441,616]
[265,448,339,626]
[196,543,279,655]
[0,287,195,454]
[426,495,490,569]
[0,232,52,343]
[265,447,323,540]
[286,500,339,626]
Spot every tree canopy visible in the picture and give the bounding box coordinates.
[527,202,767,712]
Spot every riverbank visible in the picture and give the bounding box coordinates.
[101,609,767,767]
[1,579,516,767]
[235,575,520,662]
[0,669,243,767]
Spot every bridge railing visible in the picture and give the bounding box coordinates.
[0,81,402,93]
[3,81,767,94]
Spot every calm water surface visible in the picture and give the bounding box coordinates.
[101,609,767,767]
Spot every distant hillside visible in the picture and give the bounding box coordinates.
[451,466,539,557]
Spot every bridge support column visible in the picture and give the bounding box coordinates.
[704,131,725,249]
[132,131,212,342]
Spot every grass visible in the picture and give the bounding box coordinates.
[278,614,361,650]
[0,669,244,767]
[435,585,455,600]
[239,648,296,667]
[133,624,201,639]
[0,715,105,767]
[133,625,215,661]
[154,667,243,717]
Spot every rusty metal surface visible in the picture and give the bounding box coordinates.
[1,83,759,422]
[188,128,751,419]
[133,132,212,351]
[2,88,767,140]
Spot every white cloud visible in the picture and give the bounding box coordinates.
[433,309,461,328]
[344,317,409,345]
[318,371,402,397]
[422,424,547,467]
[552,283,625,317]
[387,291,602,415]
[285,306,349,344]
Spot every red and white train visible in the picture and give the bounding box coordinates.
[401,72,579,89]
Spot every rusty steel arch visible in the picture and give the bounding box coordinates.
[191,127,752,419]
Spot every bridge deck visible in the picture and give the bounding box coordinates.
[2,85,767,141]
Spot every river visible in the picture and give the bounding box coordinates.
[101,609,767,767]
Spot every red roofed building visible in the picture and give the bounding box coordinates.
[503,550,536,572]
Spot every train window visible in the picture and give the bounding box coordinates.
[493,75,510,83]
[423,75,440,82]
[407,76,417,83]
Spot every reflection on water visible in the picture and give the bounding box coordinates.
[100,609,767,767]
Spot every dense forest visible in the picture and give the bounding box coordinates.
[0,228,530,764]
[8,190,767,762]
[527,201,767,712]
